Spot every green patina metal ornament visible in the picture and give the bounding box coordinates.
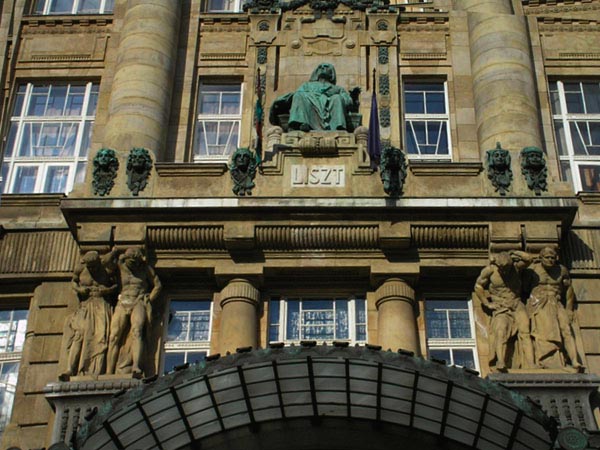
[126,147,153,196]
[521,146,548,195]
[230,147,260,196]
[486,142,512,196]
[380,144,407,197]
[92,148,119,196]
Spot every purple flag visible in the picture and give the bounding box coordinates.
[368,89,381,170]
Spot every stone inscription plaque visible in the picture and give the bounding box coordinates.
[291,165,345,187]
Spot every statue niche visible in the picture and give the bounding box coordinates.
[269,63,361,132]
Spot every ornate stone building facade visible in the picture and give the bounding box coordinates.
[0,0,600,448]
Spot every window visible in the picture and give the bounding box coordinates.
[32,0,114,14]
[551,80,600,192]
[206,0,245,12]
[162,300,212,373]
[425,300,478,371]
[268,297,367,344]
[193,83,242,161]
[0,309,28,440]
[2,82,98,194]
[403,81,451,160]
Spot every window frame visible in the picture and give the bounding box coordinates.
[2,81,97,194]
[193,81,243,162]
[551,79,600,192]
[403,79,452,161]
[161,299,213,373]
[0,307,29,441]
[205,0,245,12]
[424,298,479,372]
[268,295,368,345]
[32,0,114,14]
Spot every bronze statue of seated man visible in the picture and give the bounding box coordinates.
[269,63,360,132]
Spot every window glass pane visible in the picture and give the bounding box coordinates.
[566,92,585,114]
[163,353,185,373]
[426,92,445,114]
[0,362,19,437]
[46,85,67,115]
[1,165,9,194]
[452,349,475,369]
[437,122,449,155]
[167,313,188,341]
[549,89,561,114]
[75,162,87,185]
[4,123,18,158]
[189,312,210,341]
[406,123,418,154]
[33,0,45,14]
[28,86,50,116]
[583,83,600,114]
[199,93,220,115]
[221,93,241,114]
[87,84,99,115]
[554,120,567,156]
[560,161,572,184]
[0,310,28,353]
[50,0,75,13]
[12,87,26,117]
[448,310,471,338]
[335,300,349,340]
[187,351,207,364]
[570,122,589,155]
[104,0,115,12]
[269,299,280,342]
[44,166,70,193]
[78,0,101,12]
[579,165,600,192]
[425,311,448,338]
[80,121,94,157]
[65,85,85,116]
[429,349,450,364]
[13,166,38,193]
[404,92,424,114]
[286,300,300,341]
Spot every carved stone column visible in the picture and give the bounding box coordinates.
[375,278,420,355]
[103,0,180,158]
[219,279,260,354]
[461,0,542,154]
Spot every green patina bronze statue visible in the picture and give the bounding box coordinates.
[270,63,360,132]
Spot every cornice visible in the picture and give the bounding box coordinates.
[0,193,65,207]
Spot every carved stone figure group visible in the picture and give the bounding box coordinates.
[60,247,161,380]
[475,247,582,372]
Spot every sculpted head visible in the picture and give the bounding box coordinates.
[522,146,544,169]
[494,252,513,275]
[82,251,101,270]
[122,247,144,269]
[310,63,336,84]
[127,148,152,174]
[539,247,558,269]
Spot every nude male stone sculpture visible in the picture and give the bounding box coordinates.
[107,248,162,376]
[522,246,581,370]
[474,251,534,371]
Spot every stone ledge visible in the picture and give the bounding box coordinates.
[577,191,600,204]
[0,193,65,207]
[409,162,483,176]
[155,162,228,177]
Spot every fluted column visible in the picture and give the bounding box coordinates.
[462,0,542,154]
[103,0,180,158]
[219,279,260,354]
[375,278,419,355]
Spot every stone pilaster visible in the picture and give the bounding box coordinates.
[103,0,180,160]
[461,0,542,157]
[375,278,420,355]
[219,279,260,354]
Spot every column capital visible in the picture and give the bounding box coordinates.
[220,278,260,308]
[374,278,415,309]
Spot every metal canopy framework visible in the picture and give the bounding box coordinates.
[77,346,557,450]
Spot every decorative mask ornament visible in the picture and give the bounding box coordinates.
[521,146,548,196]
[486,142,512,196]
[230,147,259,196]
[126,148,153,196]
[379,144,407,197]
[92,148,119,196]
